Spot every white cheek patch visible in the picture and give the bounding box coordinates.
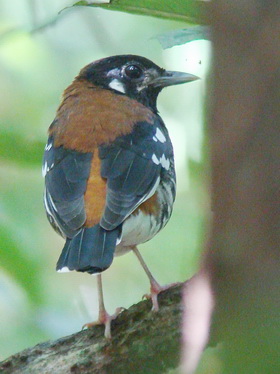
[109,79,126,94]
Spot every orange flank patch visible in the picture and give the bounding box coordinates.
[135,192,159,216]
[84,157,106,227]
[49,80,155,152]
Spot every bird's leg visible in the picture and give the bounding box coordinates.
[132,247,180,311]
[82,274,124,339]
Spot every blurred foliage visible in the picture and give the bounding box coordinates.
[0,0,210,365]
[156,26,211,49]
[69,0,206,23]
[0,225,42,304]
[0,132,44,166]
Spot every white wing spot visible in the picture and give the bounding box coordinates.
[45,142,52,151]
[152,154,170,170]
[155,128,166,143]
[153,136,158,142]
[159,154,170,170]
[152,154,160,165]
[109,79,126,94]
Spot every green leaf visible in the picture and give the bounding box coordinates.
[66,0,208,24]
[156,26,211,49]
[0,131,44,166]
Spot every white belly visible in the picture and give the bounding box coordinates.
[114,179,175,256]
[115,210,160,256]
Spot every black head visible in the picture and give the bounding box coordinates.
[78,55,199,112]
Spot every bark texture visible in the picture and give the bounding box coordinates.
[0,284,184,374]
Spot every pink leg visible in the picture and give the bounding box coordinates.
[83,274,124,339]
[133,247,181,311]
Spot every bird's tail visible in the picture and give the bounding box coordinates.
[56,225,121,274]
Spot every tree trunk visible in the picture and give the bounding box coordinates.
[182,1,280,373]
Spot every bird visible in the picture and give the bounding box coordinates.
[43,54,198,338]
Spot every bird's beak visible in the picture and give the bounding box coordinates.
[149,70,200,88]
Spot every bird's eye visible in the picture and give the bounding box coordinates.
[124,64,143,80]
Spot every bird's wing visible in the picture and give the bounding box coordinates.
[43,135,93,238]
[99,118,173,230]
[43,118,173,236]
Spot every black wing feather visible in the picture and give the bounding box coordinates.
[44,118,172,235]
[99,118,173,230]
[43,136,93,238]
[44,118,172,275]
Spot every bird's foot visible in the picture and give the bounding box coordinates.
[82,307,125,339]
[143,280,182,311]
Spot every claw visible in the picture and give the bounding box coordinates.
[82,307,125,339]
[145,281,182,312]
[133,247,181,312]
[142,293,149,301]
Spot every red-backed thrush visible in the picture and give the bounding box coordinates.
[43,55,198,338]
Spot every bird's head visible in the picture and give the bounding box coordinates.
[77,55,199,112]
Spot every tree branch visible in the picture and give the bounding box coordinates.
[0,283,185,374]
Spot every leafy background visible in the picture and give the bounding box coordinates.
[0,0,210,363]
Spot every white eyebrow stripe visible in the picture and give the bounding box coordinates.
[107,68,120,77]
[109,79,126,94]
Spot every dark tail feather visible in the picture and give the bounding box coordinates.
[56,225,121,274]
